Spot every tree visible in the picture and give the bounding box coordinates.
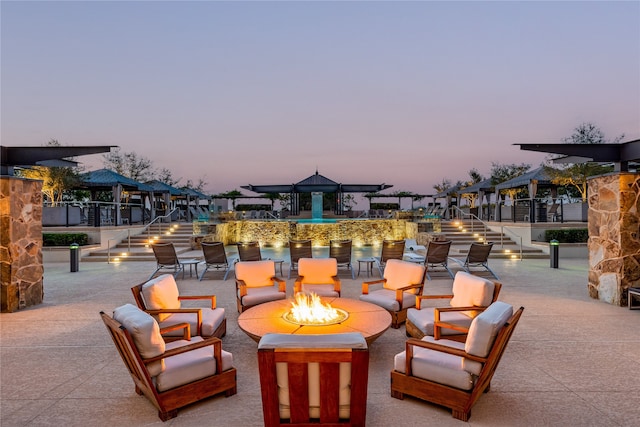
[460,169,485,208]
[546,122,622,202]
[17,139,81,206]
[433,178,452,194]
[264,192,282,210]
[490,162,531,202]
[156,168,181,187]
[103,148,154,182]
[183,178,207,193]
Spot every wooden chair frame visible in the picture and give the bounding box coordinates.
[199,241,232,281]
[258,346,369,426]
[406,281,502,341]
[100,311,237,421]
[361,266,426,329]
[131,282,226,339]
[235,261,287,313]
[294,258,341,297]
[391,306,524,421]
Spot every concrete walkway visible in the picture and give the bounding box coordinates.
[1,256,639,426]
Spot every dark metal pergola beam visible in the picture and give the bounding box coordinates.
[1,145,116,176]
[516,139,640,172]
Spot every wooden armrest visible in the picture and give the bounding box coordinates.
[178,295,217,309]
[416,294,453,309]
[146,308,203,335]
[294,277,303,293]
[236,279,248,297]
[362,278,385,295]
[272,276,286,292]
[144,336,223,367]
[160,322,191,340]
[434,306,488,313]
[394,283,423,307]
[332,276,341,291]
[404,338,486,374]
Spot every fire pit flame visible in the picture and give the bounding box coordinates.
[283,293,348,326]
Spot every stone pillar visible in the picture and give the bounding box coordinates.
[588,173,640,306]
[1,176,44,312]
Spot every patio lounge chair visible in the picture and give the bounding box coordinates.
[329,239,355,279]
[391,302,524,421]
[405,271,501,341]
[149,242,199,280]
[288,239,312,279]
[375,239,406,276]
[451,242,498,279]
[101,304,236,421]
[199,241,233,281]
[258,333,369,426]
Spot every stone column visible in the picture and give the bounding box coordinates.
[1,176,44,312]
[588,173,640,306]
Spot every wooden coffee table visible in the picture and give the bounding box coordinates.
[238,298,392,345]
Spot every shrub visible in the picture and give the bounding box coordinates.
[43,233,89,247]
[544,229,588,243]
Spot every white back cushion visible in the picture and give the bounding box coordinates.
[299,258,338,284]
[142,274,180,322]
[113,304,165,359]
[465,301,513,357]
[383,259,425,293]
[450,271,495,313]
[235,260,275,288]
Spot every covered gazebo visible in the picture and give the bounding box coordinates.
[79,169,155,226]
[494,166,557,222]
[241,171,392,216]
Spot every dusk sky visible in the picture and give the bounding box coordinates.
[2,1,639,207]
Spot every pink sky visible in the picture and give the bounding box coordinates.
[2,1,638,209]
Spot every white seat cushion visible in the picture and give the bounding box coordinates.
[360,289,415,312]
[406,307,474,336]
[299,258,338,283]
[156,336,234,392]
[465,301,513,357]
[383,259,425,294]
[239,286,286,307]
[394,336,476,391]
[141,274,181,321]
[160,307,226,337]
[235,260,276,288]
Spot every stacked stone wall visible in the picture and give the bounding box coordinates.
[588,173,640,305]
[1,177,44,312]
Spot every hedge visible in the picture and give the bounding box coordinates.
[544,229,588,243]
[43,233,89,247]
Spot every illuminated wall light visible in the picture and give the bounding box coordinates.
[462,229,467,232]
[113,257,120,262]
[505,249,511,253]
[473,233,479,237]
[510,254,517,259]
[121,252,128,257]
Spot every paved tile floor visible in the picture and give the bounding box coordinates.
[1,255,639,426]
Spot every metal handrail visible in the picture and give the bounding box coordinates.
[143,208,180,242]
[500,225,523,260]
[451,206,488,241]
[452,206,523,260]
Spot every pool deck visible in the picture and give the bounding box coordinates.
[1,255,639,426]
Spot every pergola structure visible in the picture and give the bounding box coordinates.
[241,171,392,215]
[516,139,640,306]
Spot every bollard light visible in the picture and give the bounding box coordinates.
[550,239,559,269]
[70,243,80,272]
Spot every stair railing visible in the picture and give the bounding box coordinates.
[452,206,523,260]
[451,206,488,242]
[143,208,180,244]
[500,225,523,261]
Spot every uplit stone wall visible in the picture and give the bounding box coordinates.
[588,173,640,306]
[212,219,416,247]
[1,177,44,312]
